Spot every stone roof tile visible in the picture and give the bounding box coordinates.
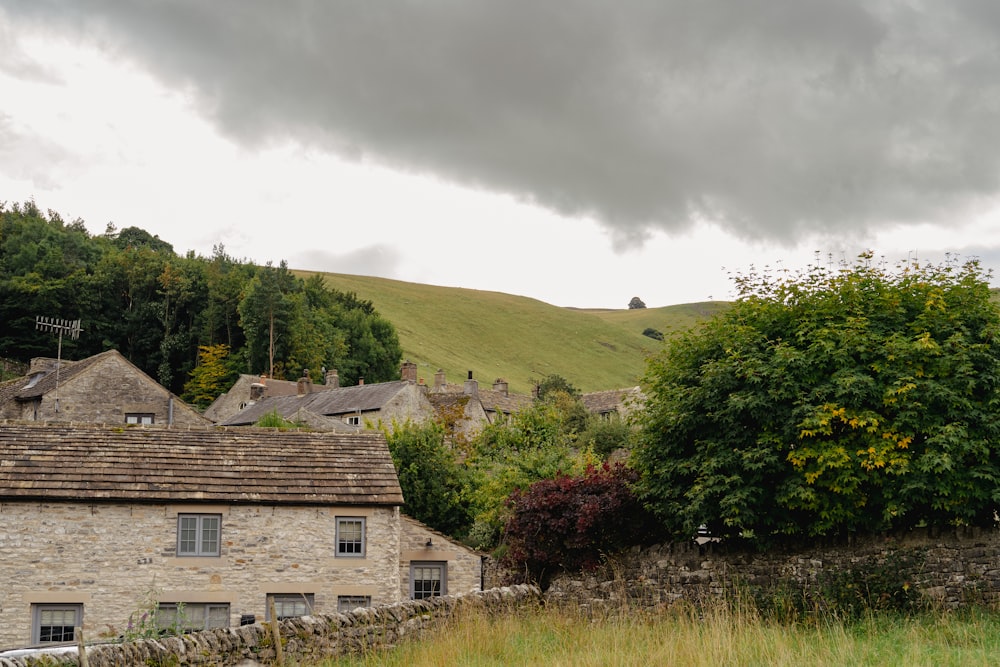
[0,422,404,506]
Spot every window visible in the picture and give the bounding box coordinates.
[32,604,82,645]
[410,561,447,600]
[126,413,155,424]
[336,517,365,557]
[266,594,314,620]
[156,603,230,633]
[345,415,361,426]
[177,514,221,556]
[337,595,371,612]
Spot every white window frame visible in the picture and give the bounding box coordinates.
[156,603,230,632]
[410,561,447,600]
[177,513,222,557]
[126,413,155,424]
[345,415,361,426]
[335,516,366,558]
[32,604,83,645]
[337,595,371,612]
[266,593,315,620]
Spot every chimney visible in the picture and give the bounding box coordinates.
[464,370,479,398]
[250,382,266,402]
[493,378,509,396]
[401,360,418,383]
[325,368,339,388]
[358,377,364,386]
[434,369,446,392]
[297,369,313,396]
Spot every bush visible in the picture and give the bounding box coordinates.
[502,463,662,586]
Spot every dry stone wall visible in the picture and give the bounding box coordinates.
[544,528,1000,614]
[1,585,541,667]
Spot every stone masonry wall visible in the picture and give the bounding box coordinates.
[1,585,542,667]
[544,528,1000,613]
[398,518,483,600]
[0,501,400,649]
[10,354,207,426]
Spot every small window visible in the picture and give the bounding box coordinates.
[177,514,221,556]
[345,415,361,426]
[32,604,83,645]
[410,561,447,600]
[156,603,230,633]
[266,594,314,620]
[336,517,365,557]
[337,595,371,612]
[126,413,155,425]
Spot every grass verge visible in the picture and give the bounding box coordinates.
[317,602,1000,667]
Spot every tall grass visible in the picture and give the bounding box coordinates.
[318,602,1000,667]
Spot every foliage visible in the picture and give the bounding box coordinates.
[628,296,646,309]
[633,253,1000,546]
[642,327,664,341]
[577,414,636,459]
[385,421,474,538]
[120,590,186,641]
[534,374,580,400]
[502,462,662,584]
[181,344,238,408]
[464,399,597,550]
[255,409,305,429]
[0,200,401,401]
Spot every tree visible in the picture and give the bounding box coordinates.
[385,421,473,538]
[628,296,646,309]
[182,344,237,409]
[632,253,1000,546]
[503,463,662,585]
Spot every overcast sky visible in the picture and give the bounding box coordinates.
[2,1,1000,308]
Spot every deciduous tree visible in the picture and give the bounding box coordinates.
[633,253,1000,545]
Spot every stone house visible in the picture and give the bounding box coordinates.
[0,349,208,427]
[202,374,304,424]
[580,386,644,420]
[220,378,435,431]
[0,422,483,650]
[429,370,534,424]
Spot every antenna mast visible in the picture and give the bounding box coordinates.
[34,316,82,413]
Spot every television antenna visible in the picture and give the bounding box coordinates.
[34,316,82,413]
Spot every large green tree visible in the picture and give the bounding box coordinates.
[633,253,1000,546]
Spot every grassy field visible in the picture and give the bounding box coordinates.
[300,270,727,394]
[318,603,1000,667]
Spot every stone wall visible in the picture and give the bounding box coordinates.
[1,585,542,667]
[398,517,483,599]
[0,501,400,649]
[544,528,1000,613]
[6,353,208,426]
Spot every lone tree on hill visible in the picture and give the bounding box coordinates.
[632,253,1000,546]
[628,296,646,309]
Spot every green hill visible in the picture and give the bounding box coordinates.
[301,271,728,395]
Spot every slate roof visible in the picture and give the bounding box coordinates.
[222,381,413,426]
[2,351,114,401]
[581,387,643,414]
[0,422,404,506]
[478,388,534,415]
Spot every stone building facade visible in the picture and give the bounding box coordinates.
[0,423,481,651]
[0,350,208,427]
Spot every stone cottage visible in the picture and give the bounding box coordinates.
[0,422,483,650]
[202,374,304,424]
[0,349,208,427]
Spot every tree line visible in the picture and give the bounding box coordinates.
[0,200,402,403]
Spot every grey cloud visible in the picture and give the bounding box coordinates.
[5,1,1000,246]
